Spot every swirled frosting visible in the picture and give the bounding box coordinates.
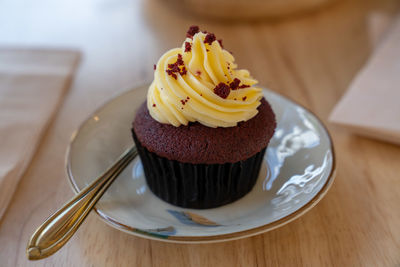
[147,29,263,128]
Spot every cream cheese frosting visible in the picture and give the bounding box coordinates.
[147,28,263,128]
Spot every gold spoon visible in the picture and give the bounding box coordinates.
[26,146,137,260]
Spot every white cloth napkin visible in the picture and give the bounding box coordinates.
[0,48,80,219]
[330,15,400,145]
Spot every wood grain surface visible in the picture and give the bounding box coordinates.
[1,0,400,266]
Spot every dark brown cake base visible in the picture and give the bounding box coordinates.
[132,129,266,209]
[133,98,276,164]
[132,97,275,209]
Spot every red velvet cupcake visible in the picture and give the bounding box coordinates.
[132,26,276,209]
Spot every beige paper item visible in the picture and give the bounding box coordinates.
[329,16,400,145]
[0,48,80,219]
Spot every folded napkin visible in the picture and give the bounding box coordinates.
[0,48,80,220]
[330,15,400,145]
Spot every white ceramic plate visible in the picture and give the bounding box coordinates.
[66,84,336,243]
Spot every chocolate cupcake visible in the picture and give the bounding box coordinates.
[132,26,276,209]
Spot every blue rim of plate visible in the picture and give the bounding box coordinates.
[65,83,336,243]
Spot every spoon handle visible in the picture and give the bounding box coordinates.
[27,146,137,260]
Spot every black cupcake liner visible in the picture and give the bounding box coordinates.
[132,129,266,209]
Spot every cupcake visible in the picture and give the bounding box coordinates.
[132,26,276,209]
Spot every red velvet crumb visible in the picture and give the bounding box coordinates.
[185,42,192,52]
[186,25,200,38]
[242,96,247,101]
[167,63,180,72]
[213,82,230,99]
[166,54,186,79]
[229,78,241,90]
[153,64,156,70]
[181,97,189,105]
[204,33,216,45]
[180,66,187,75]
[166,70,177,79]
[238,84,250,88]
[176,54,184,65]
[195,70,201,76]
[152,104,156,107]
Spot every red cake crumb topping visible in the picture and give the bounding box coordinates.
[195,70,201,76]
[186,26,200,38]
[213,83,230,99]
[166,70,177,79]
[153,64,156,70]
[166,54,187,79]
[167,63,179,72]
[242,96,247,101]
[176,54,184,65]
[180,66,187,75]
[152,104,156,107]
[180,97,190,105]
[229,78,241,90]
[184,42,191,52]
[204,33,216,45]
[238,84,250,89]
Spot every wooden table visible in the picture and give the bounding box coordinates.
[1,0,400,266]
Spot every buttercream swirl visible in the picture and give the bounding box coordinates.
[147,31,263,128]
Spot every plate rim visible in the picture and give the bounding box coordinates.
[65,83,336,243]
